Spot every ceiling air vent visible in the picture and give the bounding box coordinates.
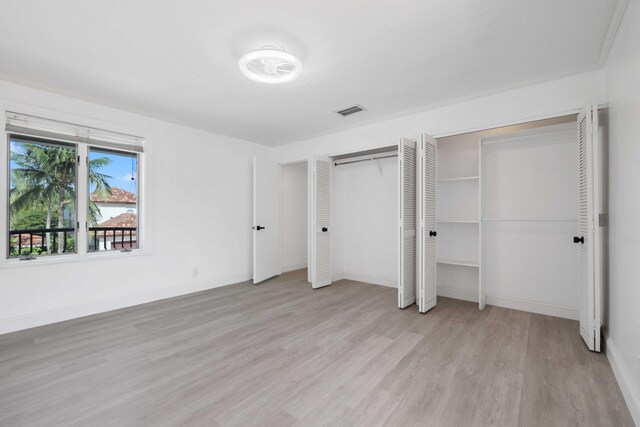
[336,105,366,117]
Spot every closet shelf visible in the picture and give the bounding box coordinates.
[437,176,480,183]
[437,258,479,268]
[482,218,577,223]
[437,219,480,224]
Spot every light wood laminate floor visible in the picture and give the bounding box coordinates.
[0,269,633,426]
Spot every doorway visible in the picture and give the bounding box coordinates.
[279,161,308,275]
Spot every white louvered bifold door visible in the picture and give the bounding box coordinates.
[577,106,600,352]
[418,135,437,313]
[311,156,332,289]
[398,138,417,308]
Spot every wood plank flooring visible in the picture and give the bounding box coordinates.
[0,269,633,426]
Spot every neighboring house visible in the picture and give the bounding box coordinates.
[90,187,137,224]
[89,187,138,251]
[91,212,138,251]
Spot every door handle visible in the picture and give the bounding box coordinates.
[573,236,584,244]
[322,227,328,232]
[253,225,266,231]
[429,230,437,237]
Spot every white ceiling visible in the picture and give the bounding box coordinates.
[0,1,623,145]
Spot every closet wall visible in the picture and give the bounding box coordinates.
[280,162,308,273]
[332,156,399,287]
[481,122,579,317]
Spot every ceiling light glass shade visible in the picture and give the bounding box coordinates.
[239,46,302,84]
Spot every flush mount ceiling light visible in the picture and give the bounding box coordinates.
[239,45,302,84]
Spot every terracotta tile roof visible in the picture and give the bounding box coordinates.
[90,187,137,204]
[94,213,138,240]
[99,213,137,228]
[15,234,44,246]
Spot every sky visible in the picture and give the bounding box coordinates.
[90,149,138,194]
[10,139,138,195]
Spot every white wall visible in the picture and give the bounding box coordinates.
[280,162,307,272]
[603,0,640,423]
[0,79,267,333]
[334,157,398,287]
[273,70,606,163]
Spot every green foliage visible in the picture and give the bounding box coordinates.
[64,235,75,252]
[10,206,59,230]
[8,238,44,257]
[10,142,75,213]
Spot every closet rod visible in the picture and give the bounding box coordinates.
[334,153,398,166]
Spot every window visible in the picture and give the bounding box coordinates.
[9,137,78,257]
[5,112,144,260]
[88,148,139,252]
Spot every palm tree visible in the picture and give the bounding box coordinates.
[10,146,59,253]
[88,156,112,225]
[10,141,112,253]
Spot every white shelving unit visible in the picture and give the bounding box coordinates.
[435,133,482,307]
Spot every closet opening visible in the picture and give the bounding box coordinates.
[304,108,604,349]
[434,113,600,324]
[330,145,399,289]
[279,161,309,277]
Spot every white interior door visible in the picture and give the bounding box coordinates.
[576,106,601,351]
[418,135,437,313]
[311,156,332,288]
[398,137,417,308]
[253,156,281,284]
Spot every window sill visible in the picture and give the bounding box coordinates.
[0,249,152,269]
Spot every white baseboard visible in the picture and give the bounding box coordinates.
[282,263,308,273]
[485,294,579,321]
[342,272,397,288]
[605,332,640,426]
[0,273,251,335]
[437,285,479,303]
[437,285,578,320]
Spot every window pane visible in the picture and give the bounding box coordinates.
[8,136,77,258]
[88,148,139,252]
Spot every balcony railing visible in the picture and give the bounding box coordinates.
[9,227,75,256]
[89,227,137,251]
[8,227,138,257]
